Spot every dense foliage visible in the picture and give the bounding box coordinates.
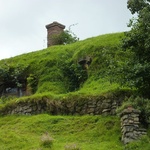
[120,0,150,97]
[0,64,29,96]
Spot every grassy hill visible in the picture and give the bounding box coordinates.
[0,32,128,97]
[0,33,150,150]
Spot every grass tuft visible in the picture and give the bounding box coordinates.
[40,132,54,148]
[64,143,81,150]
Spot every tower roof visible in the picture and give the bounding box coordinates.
[45,21,65,29]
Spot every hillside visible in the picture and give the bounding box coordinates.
[0,32,132,114]
[0,33,150,150]
[0,32,128,97]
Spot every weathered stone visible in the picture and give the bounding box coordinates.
[23,105,30,110]
[25,108,32,113]
[134,117,139,122]
[102,109,111,116]
[80,108,87,115]
[87,107,95,114]
[0,93,129,118]
[111,109,116,115]
[88,100,97,106]
[128,119,134,124]
[32,105,37,111]
[96,101,102,107]
[125,132,134,138]
[88,104,95,108]
[11,110,15,114]
[102,109,111,113]
[123,137,134,144]
[122,125,134,133]
[101,103,111,109]
[112,101,117,105]
[104,99,112,103]
[25,112,31,115]
[121,115,128,121]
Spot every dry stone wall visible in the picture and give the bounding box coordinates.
[120,107,147,144]
[0,94,125,116]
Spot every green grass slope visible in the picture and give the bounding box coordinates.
[0,32,129,98]
[0,114,123,150]
[0,114,150,150]
[0,32,133,111]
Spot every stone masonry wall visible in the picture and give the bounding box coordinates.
[120,107,147,144]
[0,94,125,116]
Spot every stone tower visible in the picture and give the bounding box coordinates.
[45,21,65,47]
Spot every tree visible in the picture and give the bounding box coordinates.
[121,0,150,97]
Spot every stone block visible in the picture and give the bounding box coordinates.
[111,109,116,115]
[25,108,32,113]
[96,101,102,107]
[126,132,134,137]
[87,107,95,114]
[121,115,128,120]
[128,119,134,124]
[123,137,134,144]
[32,105,37,111]
[104,99,112,103]
[102,109,111,116]
[88,104,95,108]
[23,105,29,110]
[133,117,139,122]
[101,103,111,109]
[102,108,111,113]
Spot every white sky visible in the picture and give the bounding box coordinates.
[0,0,132,60]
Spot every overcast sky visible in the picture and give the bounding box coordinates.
[0,0,132,60]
